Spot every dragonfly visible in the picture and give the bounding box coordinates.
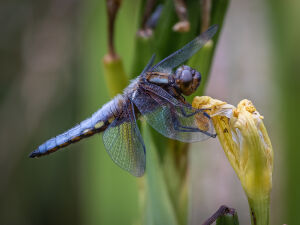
[30,25,218,176]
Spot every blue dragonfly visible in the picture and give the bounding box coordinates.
[30,25,218,176]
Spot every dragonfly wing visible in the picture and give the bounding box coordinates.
[140,54,156,76]
[151,25,218,73]
[102,101,146,177]
[132,86,215,143]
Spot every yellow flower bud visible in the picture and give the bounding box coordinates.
[192,96,273,225]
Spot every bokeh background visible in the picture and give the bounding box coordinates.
[1,0,299,224]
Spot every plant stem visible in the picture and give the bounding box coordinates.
[106,0,122,57]
[248,196,270,225]
[103,55,128,97]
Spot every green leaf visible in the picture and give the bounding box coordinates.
[216,212,239,225]
[143,123,179,225]
[268,0,300,223]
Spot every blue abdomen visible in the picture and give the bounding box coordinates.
[29,96,123,158]
[29,113,107,158]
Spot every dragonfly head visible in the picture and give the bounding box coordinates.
[174,65,201,96]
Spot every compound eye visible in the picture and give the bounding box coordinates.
[181,69,192,83]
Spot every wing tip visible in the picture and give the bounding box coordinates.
[204,24,219,39]
[209,24,219,31]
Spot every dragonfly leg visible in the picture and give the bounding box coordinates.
[172,115,216,137]
[178,107,210,119]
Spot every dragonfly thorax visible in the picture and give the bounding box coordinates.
[174,65,201,96]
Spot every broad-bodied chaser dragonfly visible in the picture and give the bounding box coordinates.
[30,25,218,176]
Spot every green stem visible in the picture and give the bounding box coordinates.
[103,54,128,97]
[247,196,270,225]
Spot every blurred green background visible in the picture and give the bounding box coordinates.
[0,0,299,224]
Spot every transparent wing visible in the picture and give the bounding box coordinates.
[151,25,218,74]
[102,102,145,177]
[131,86,215,143]
[140,54,156,77]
